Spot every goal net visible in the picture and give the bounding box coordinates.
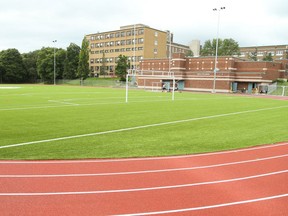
[125,69,176,102]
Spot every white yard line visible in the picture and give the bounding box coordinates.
[0,105,287,149]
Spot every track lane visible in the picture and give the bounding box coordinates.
[0,172,287,215]
[0,143,287,215]
[0,156,287,193]
[0,143,287,175]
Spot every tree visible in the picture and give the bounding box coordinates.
[63,43,80,79]
[263,52,273,61]
[77,37,90,80]
[36,47,54,83]
[0,49,26,83]
[249,48,258,61]
[22,50,39,83]
[200,38,240,56]
[36,47,66,83]
[185,50,194,57]
[115,55,130,81]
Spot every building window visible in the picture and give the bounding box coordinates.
[121,32,125,37]
[105,50,109,53]
[110,41,114,46]
[110,49,114,53]
[138,29,144,35]
[116,41,121,46]
[155,31,158,37]
[105,34,110,39]
[154,49,158,54]
[90,59,94,63]
[276,50,283,55]
[116,32,120,38]
[115,49,120,52]
[138,38,144,44]
[138,47,143,50]
[126,48,131,51]
[121,40,126,45]
[126,31,131,36]
[110,33,114,38]
[154,40,158,46]
[127,39,131,45]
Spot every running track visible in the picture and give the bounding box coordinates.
[0,143,288,215]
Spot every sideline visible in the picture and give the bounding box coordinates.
[0,170,286,196]
[1,105,287,150]
[0,142,287,164]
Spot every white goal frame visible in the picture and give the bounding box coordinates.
[125,69,176,103]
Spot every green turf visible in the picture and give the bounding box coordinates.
[0,84,287,160]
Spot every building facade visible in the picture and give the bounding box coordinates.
[86,24,190,76]
[138,53,288,93]
[239,45,288,61]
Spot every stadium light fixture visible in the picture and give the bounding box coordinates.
[212,7,225,93]
[53,40,57,85]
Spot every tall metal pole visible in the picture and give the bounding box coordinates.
[53,40,57,85]
[212,7,225,93]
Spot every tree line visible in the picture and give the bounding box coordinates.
[0,38,90,84]
[1,37,278,84]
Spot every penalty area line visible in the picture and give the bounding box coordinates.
[1,105,287,149]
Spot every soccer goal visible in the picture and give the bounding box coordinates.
[151,82,162,92]
[125,69,176,103]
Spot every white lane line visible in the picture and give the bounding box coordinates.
[1,154,287,178]
[113,193,288,216]
[1,105,288,150]
[1,142,287,164]
[0,170,286,196]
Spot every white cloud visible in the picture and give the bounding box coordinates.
[0,0,287,53]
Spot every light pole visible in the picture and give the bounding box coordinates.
[212,7,225,93]
[53,40,57,85]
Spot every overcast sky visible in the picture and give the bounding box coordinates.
[1,0,287,53]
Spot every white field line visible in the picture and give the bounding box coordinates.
[48,100,79,106]
[0,170,286,196]
[1,142,287,164]
[0,105,288,150]
[0,96,249,111]
[114,193,288,216]
[1,154,287,178]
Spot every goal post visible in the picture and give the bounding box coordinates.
[125,69,176,103]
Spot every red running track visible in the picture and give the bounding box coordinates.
[0,143,288,216]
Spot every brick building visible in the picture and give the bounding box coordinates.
[86,24,190,76]
[138,53,288,93]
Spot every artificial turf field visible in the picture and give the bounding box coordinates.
[0,84,287,160]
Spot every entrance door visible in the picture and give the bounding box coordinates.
[232,82,238,92]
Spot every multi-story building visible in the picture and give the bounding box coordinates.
[86,24,190,76]
[239,45,288,61]
[138,53,288,93]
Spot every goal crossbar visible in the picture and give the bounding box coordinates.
[125,70,176,103]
